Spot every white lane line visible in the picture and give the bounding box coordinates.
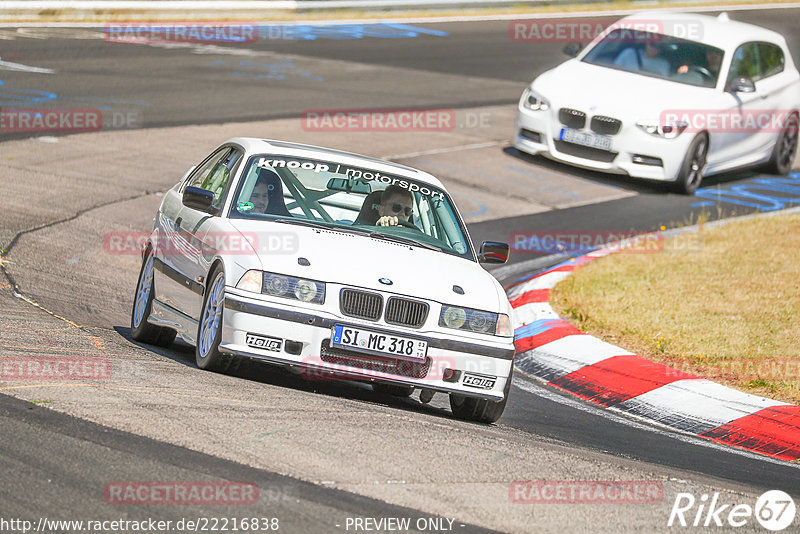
[0,57,54,73]
[382,141,504,161]
[510,375,800,468]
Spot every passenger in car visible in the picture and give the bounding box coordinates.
[614,42,670,77]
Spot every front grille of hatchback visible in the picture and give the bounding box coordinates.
[559,108,586,129]
[590,115,622,135]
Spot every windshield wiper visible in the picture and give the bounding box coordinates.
[369,231,442,252]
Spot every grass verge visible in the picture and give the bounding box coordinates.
[550,212,800,405]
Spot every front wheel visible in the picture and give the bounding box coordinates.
[196,267,228,371]
[672,134,708,195]
[450,367,513,424]
[130,249,176,347]
[765,113,799,175]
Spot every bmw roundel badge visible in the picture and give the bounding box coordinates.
[379,278,393,285]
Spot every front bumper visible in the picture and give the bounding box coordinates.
[513,107,692,182]
[220,290,515,401]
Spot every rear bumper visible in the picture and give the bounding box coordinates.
[220,291,515,401]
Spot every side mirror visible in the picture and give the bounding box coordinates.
[479,241,510,264]
[726,76,755,93]
[563,43,582,57]
[182,186,217,214]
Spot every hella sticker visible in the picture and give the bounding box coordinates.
[246,333,282,352]
[463,372,496,390]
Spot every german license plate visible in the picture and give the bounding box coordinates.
[331,325,427,361]
[560,128,612,151]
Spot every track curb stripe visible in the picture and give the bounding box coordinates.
[507,247,800,461]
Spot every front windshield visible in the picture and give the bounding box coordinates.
[229,154,473,260]
[582,29,724,88]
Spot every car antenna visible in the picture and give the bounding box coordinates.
[717,12,730,22]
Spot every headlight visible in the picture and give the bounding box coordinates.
[636,120,688,139]
[262,272,325,304]
[521,88,550,111]
[440,305,505,336]
[235,270,263,293]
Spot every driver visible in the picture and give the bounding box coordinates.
[376,185,414,227]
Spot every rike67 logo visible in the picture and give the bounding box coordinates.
[668,490,796,531]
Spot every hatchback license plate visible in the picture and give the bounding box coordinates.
[560,128,612,151]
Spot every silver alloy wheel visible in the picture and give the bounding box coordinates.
[686,138,707,190]
[198,272,225,359]
[779,116,799,170]
[133,254,153,328]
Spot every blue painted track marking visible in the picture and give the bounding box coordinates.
[694,173,800,212]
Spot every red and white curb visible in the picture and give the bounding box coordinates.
[506,248,800,462]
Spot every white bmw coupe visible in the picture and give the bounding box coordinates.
[131,138,516,422]
[514,12,800,193]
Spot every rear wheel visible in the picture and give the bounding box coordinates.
[765,113,799,175]
[130,249,176,347]
[672,134,708,195]
[450,367,513,424]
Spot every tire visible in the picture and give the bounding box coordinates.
[130,249,176,347]
[450,367,513,424]
[373,383,414,397]
[195,266,229,371]
[765,113,799,175]
[672,133,708,195]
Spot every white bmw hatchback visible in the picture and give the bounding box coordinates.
[131,138,516,422]
[514,12,800,193]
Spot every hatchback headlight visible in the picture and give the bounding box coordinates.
[636,120,688,139]
[261,272,325,304]
[521,88,550,111]
[439,306,510,337]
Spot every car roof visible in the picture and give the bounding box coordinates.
[616,11,788,50]
[226,137,445,189]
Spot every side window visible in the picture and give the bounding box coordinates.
[758,42,785,79]
[727,43,759,83]
[185,148,242,208]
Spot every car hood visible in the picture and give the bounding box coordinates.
[227,219,505,312]
[533,59,721,119]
